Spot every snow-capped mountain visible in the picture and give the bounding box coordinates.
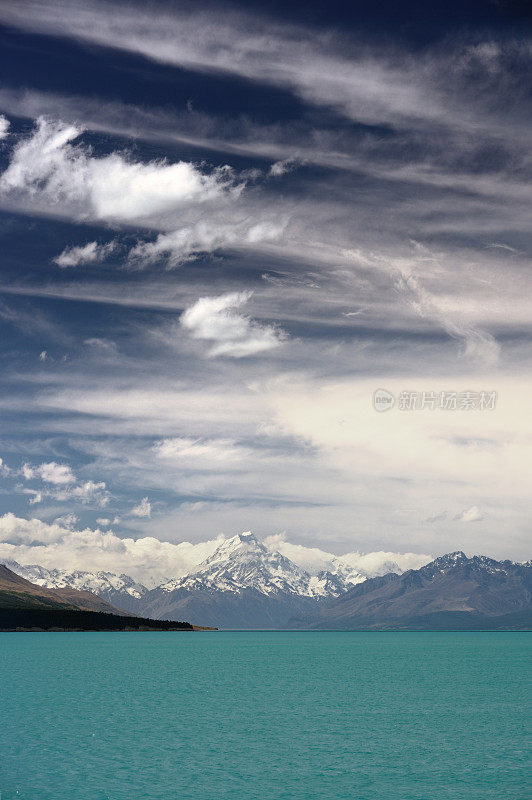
[5,544,529,629]
[3,533,406,626]
[324,556,399,585]
[140,532,371,627]
[295,552,532,629]
[416,551,523,579]
[4,560,148,614]
[158,532,360,598]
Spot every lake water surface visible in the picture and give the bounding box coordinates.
[0,631,529,799]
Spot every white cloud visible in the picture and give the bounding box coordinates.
[19,461,109,507]
[84,337,118,355]
[21,463,35,480]
[0,116,287,269]
[129,219,285,267]
[130,497,151,518]
[7,365,532,558]
[0,513,433,587]
[0,2,514,139]
[53,240,116,267]
[36,462,76,485]
[0,513,223,586]
[180,290,287,357]
[21,489,43,505]
[455,505,484,523]
[53,513,78,527]
[21,461,75,484]
[65,480,109,506]
[0,115,10,140]
[39,350,48,361]
[0,117,239,223]
[263,534,340,573]
[96,517,111,527]
[269,159,298,177]
[339,550,433,574]
[154,437,248,463]
[0,457,10,477]
[24,482,109,507]
[264,533,432,575]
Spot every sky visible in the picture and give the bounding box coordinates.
[0,0,530,579]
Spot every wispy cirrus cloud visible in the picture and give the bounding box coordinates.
[0,1,527,142]
[129,219,285,268]
[154,437,249,463]
[395,269,501,368]
[83,337,118,355]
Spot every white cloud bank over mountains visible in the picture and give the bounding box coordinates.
[263,533,432,577]
[0,513,431,587]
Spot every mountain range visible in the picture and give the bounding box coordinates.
[6,532,367,628]
[5,536,531,629]
[4,560,149,614]
[295,552,532,630]
[0,564,197,631]
[0,563,130,615]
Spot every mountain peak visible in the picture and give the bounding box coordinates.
[207,531,266,561]
[162,531,324,597]
[416,551,470,579]
[431,551,468,566]
[417,551,519,581]
[236,531,258,543]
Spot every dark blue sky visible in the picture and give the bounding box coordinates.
[0,0,530,578]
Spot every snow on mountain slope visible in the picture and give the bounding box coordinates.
[417,551,525,579]
[158,532,362,598]
[140,532,360,628]
[295,552,532,629]
[5,560,148,598]
[4,560,148,614]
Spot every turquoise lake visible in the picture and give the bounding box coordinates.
[0,631,529,800]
